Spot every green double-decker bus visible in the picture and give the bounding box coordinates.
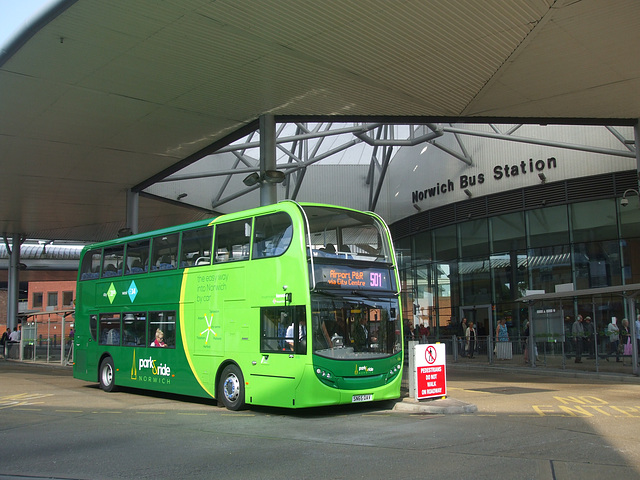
[73,201,403,409]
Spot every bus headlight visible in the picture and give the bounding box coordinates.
[386,364,402,382]
[315,367,336,386]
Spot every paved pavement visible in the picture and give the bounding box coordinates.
[3,358,640,478]
[5,352,638,415]
[398,350,640,414]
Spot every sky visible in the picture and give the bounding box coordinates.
[0,0,55,49]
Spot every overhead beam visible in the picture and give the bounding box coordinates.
[443,126,637,159]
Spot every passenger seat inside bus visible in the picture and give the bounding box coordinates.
[102,264,118,277]
[157,255,175,270]
[130,259,145,274]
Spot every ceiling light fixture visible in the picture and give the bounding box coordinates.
[242,172,261,187]
[621,188,639,207]
[263,170,285,184]
[243,170,285,186]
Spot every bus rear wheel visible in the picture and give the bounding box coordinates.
[219,364,245,410]
[99,357,117,392]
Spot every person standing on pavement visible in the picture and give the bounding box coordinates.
[607,318,620,362]
[407,323,415,341]
[522,321,538,364]
[620,318,631,361]
[459,318,468,357]
[419,324,429,341]
[583,316,594,358]
[465,321,477,359]
[9,327,20,343]
[0,328,9,359]
[495,318,510,360]
[636,315,640,364]
[572,315,584,363]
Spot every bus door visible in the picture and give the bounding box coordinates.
[251,305,307,408]
[75,312,97,376]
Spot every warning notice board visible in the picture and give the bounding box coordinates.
[415,343,447,400]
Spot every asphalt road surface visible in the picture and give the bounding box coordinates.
[1,361,640,479]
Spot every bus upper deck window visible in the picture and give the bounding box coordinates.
[252,213,293,259]
[126,239,150,275]
[102,246,124,278]
[180,226,213,268]
[151,233,179,271]
[80,249,101,280]
[214,220,251,263]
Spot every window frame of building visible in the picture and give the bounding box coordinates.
[33,292,43,309]
[47,291,58,309]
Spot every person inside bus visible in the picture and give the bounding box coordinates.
[150,328,167,347]
[318,243,337,257]
[285,319,307,352]
[104,327,119,346]
[338,244,352,259]
[353,317,369,352]
[285,323,295,350]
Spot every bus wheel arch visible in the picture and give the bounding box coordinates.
[217,362,246,411]
[98,355,117,392]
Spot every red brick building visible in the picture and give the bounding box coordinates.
[0,253,78,333]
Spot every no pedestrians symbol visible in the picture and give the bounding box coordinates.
[415,343,447,400]
[425,345,437,364]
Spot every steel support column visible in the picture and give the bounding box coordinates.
[635,120,640,190]
[5,235,21,330]
[126,189,139,235]
[259,114,277,206]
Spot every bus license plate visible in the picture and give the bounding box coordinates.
[352,394,373,403]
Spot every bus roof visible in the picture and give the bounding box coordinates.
[80,202,375,252]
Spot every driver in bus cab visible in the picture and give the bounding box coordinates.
[150,328,167,347]
[354,317,371,352]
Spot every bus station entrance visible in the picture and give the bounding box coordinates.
[460,305,492,339]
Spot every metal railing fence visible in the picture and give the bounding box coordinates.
[3,309,75,365]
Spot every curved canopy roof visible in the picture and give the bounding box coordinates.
[1,0,639,241]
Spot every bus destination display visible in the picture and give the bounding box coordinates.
[314,265,392,290]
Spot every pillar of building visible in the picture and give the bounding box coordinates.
[5,235,21,330]
[259,114,277,206]
[634,120,640,190]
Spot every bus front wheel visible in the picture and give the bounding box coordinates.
[99,357,116,392]
[219,364,245,410]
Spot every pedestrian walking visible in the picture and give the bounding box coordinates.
[465,322,477,359]
[572,315,584,363]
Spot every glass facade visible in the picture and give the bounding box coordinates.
[395,195,640,344]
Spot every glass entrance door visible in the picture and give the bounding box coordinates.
[460,305,492,341]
